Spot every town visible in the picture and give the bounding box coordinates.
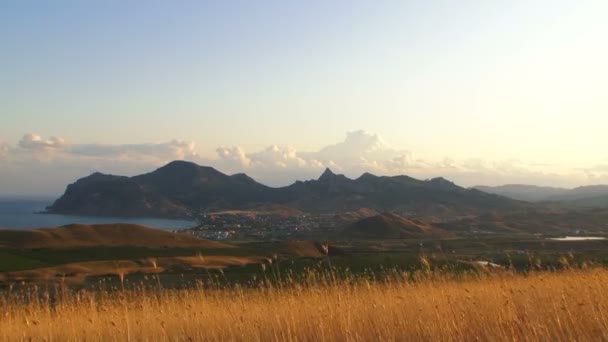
[176,212,346,240]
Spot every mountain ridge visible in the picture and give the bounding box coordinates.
[47,161,526,218]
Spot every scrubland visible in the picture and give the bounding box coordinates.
[2,267,608,341]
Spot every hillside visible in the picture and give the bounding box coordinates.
[0,223,233,249]
[333,208,379,225]
[341,213,448,239]
[47,161,526,219]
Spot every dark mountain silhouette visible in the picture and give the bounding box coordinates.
[47,161,525,218]
[341,213,448,239]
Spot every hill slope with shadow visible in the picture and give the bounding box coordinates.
[341,213,449,239]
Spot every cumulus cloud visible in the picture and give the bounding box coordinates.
[214,131,414,184]
[296,130,420,176]
[250,145,322,169]
[216,146,251,168]
[314,130,392,160]
[212,130,593,187]
[215,145,325,185]
[214,131,441,186]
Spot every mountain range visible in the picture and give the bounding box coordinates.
[47,160,523,219]
[474,184,608,208]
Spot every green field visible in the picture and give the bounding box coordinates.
[3,234,608,289]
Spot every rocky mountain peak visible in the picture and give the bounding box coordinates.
[318,168,338,182]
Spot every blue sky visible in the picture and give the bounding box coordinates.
[1,1,608,195]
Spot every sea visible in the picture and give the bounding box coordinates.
[0,198,196,230]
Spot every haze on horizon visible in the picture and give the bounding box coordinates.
[1,1,608,196]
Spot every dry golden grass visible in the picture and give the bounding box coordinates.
[2,268,608,341]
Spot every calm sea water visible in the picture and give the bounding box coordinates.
[0,198,196,230]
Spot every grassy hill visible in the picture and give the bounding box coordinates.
[0,223,233,249]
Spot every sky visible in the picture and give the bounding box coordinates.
[1,0,608,196]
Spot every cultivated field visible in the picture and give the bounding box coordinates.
[2,268,608,341]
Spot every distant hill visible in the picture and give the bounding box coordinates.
[474,184,608,208]
[341,213,448,239]
[473,185,569,202]
[0,223,233,249]
[47,160,525,219]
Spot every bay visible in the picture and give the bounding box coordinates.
[0,198,195,230]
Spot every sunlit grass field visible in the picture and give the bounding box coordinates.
[2,266,608,341]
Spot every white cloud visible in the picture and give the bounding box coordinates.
[70,140,198,160]
[18,133,67,152]
[15,134,197,161]
[0,134,202,195]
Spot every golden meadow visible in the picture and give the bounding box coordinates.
[2,265,608,341]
